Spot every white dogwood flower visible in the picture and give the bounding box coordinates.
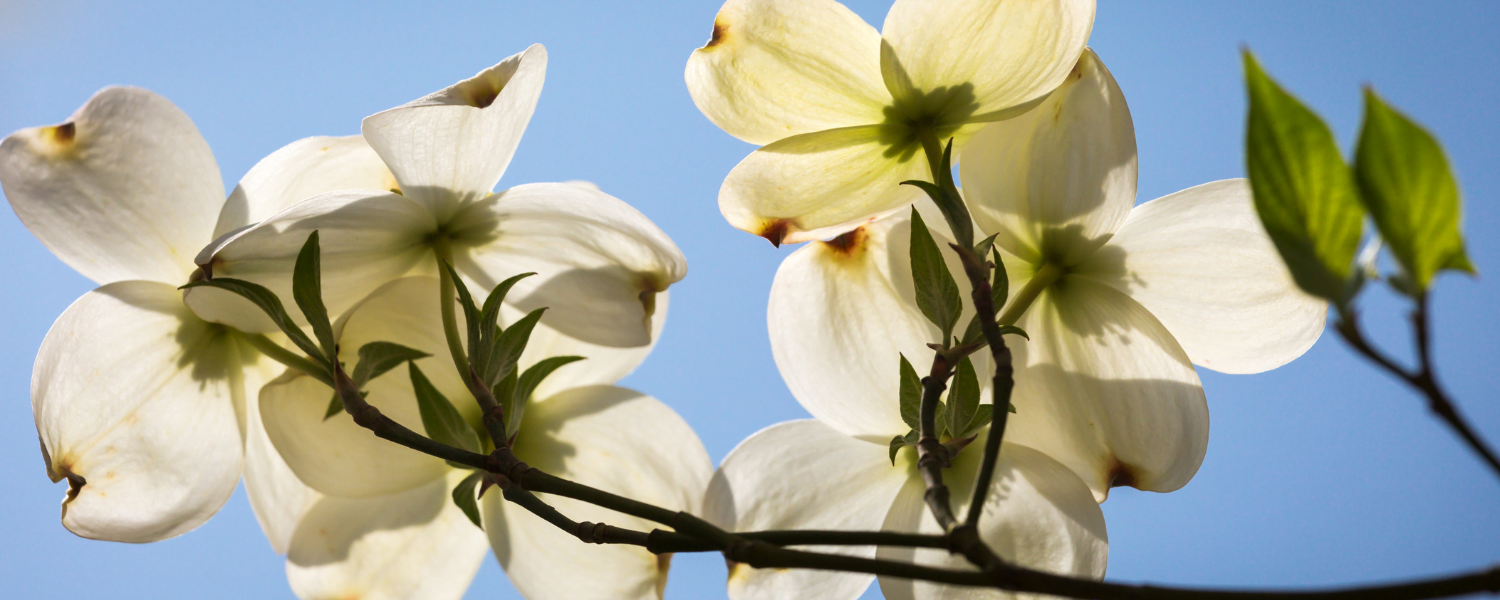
[188,44,685,350]
[687,0,1095,245]
[0,87,322,542]
[260,276,710,600]
[768,49,1327,503]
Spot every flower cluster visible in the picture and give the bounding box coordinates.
[0,1,1345,599]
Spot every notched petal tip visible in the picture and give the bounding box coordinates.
[1107,457,1140,491]
[703,18,728,49]
[757,219,793,248]
[818,226,868,259]
[32,121,80,158]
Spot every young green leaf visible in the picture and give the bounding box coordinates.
[973,233,1000,265]
[181,277,327,369]
[493,368,519,440]
[452,471,484,530]
[1354,88,1475,291]
[351,341,430,388]
[324,393,345,420]
[908,207,963,342]
[990,248,1008,309]
[898,354,922,431]
[440,261,481,365]
[475,272,536,371]
[1243,50,1365,305]
[996,324,1028,340]
[947,357,980,438]
[292,231,337,363]
[888,430,920,465]
[409,362,482,455]
[485,308,547,388]
[933,401,948,439]
[506,356,584,439]
[963,405,994,439]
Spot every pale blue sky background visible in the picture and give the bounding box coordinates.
[1,2,1496,598]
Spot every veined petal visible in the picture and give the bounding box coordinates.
[768,215,981,439]
[1005,277,1208,501]
[244,364,321,554]
[686,0,889,145]
[721,124,928,246]
[0,86,222,285]
[453,182,686,349]
[486,386,711,600]
[184,189,433,333]
[213,135,398,239]
[33,281,244,542]
[362,44,546,215]
[960,49,1135,265]
[879,0,1095,124]
[259,277,472,498]
[1077,179,1327,374]
[286,470,489,600]
[877,441,1107,600]
[513,292,670,402]
[704,420,911,600]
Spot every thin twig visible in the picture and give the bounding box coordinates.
[917,352,959,530]
[952,244,1017,529]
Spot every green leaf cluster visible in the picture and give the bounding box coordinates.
[888,354,1014,465]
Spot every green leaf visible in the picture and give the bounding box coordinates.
[908,207,963,342]
[475,272,536,371]
[965,405,994,437]
[1354,88,1475,291]
[441,262,481,366]
[485,308,547,388]
[973,233,1000,264]
[996,325,1028,341]
[451,471,484,530]
[898,354,922,431]
[947,357,980,438]
[351,342,430,388]
[292,231,337,363]
[933,401,948,439]
[324,393,344,420]
[990,248,1008,310]
[182,278,326,369]
[1243,50,1365,305]
[493,368,519,440]
[888,430,920,465]
[409,362,481,454]
[506,356,585,439]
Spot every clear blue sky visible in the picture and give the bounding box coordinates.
[1,1,1496,598]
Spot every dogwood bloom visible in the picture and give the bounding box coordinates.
[0,87,315,542]
[260,276,709,600]
[686,0,1095,245]
[769,50,1327,502]
[188,44,685,349]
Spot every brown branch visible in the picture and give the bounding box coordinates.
[917,352,958,530]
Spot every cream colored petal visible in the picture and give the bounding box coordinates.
[768,214,982,439]
[213,134,397,238]
[686,0,889,145]
[1004,277,1208,501]
[877,440,1107,600]
[452,182,686,349]
[244,363,321,554]
[362,44,546,215]
[486,386,711,600]
[512,291,669,401]
[704,420,912,600]
[959,49,1135,265]
[722,124,931,245]
[879,0,1095,124]
[286,470,489,600]
[184,189,433,333]
[0,86,222,285]
[33,281,243,542]
[1076,179,1327,374]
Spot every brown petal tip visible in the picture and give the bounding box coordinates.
[757,219,792,248]
[705,18,728,49]
[820,227,867,258]
[1107,458,1139,490]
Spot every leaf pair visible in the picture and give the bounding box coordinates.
[889,354,1013,465]
[1244,51,1474,306]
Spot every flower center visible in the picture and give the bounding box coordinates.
[997,262,1066,326]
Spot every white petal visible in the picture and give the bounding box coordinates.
[184,189,434,333]
[33,281,243,542]
[768,215,981,439]
[704,420,911,600]
[286,470,489,600]
[213,135,397,238]
[686,0,889,145]
[719,125,929,245]
[362,44,546,215]
[879,0,1095,123]
[0,86,222,285]
[453,182,686,349]
[1004,277,1208,500]
[1077,179,1327,374]
[244,364,321,554]
[486,386,711,600]
[877,441,1107,600]
[959,49,1136,265]
[259,277,473,498]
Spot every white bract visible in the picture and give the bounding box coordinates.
[0,87,312,542]
[260,277,710,600]
[686,0,1095,245]
[768,49,1327,502]
[188,44,686,350]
